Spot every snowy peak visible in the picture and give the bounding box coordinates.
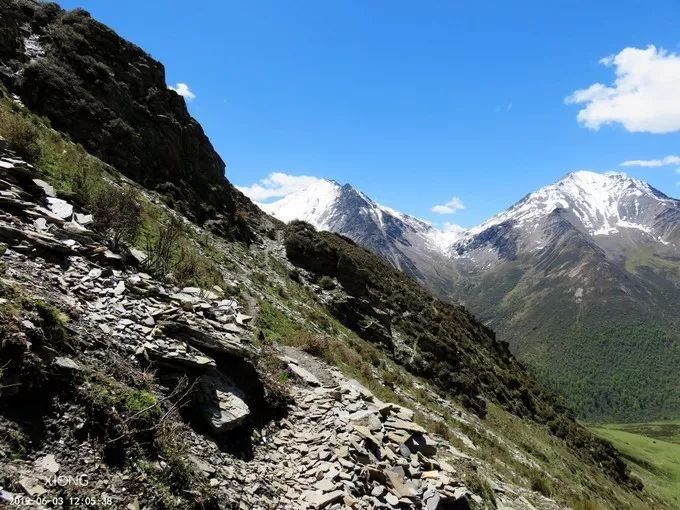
[463,171,676,242]
[259,179,463,281]
[258,179,342,229]
[258,171,678,268]
[260,178,437,237]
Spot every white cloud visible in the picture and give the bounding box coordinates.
[620,155,680,167]
[442,222,465,233]
[236,172,323,202]
[493,103,513,113]
[168,82,196,101]
[431,196,465,214]
[566,45,680,133]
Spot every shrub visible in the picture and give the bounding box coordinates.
[34,299,68,346]
[296,331,329,357]
[0,110,41,163]
[172,239,223,289]
[318,275,336,290]
[529,470,553,497]
[144,215,183,277]
[90,184,143,250]
[143,215,223,288]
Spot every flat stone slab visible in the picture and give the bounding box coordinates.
[287,360,321,386]
[196,370,250,434]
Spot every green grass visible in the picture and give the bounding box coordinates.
[600,420,680,445]
[0,89,226,290]
[625,246,680,277]
[592,423,680,508]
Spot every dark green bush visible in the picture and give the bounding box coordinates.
[317,275,336,290]
[90,184,143,249]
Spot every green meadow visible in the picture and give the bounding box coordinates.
[591,421,680,508]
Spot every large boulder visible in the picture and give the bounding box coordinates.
[195,370,250,434]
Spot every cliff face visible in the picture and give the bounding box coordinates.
[0,0,262,237]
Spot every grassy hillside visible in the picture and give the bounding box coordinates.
[592,422,680,508]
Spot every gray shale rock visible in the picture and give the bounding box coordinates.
[196,370,250,434]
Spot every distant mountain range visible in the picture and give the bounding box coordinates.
[261,171,680,421]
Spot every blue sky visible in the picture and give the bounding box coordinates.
[60,0,680,228]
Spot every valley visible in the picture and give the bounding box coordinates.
[260,174,680,422]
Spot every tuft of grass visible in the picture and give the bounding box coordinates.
[0,106,41,163]
[33,299,68,346]
[569,499,603,510]
[463,471,497,508]
[124,389,161,430]
[528,469,553,497]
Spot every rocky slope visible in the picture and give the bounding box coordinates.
[0,0,263,237]
[0,144,586,510]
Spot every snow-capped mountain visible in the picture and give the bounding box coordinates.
[259,171,680,293]
[258,171,680,420]
[259,179,461,290]
[449,171,680,267]
[467,171,673,239]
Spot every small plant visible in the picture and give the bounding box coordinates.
[432,419,450,439]
[154,419,196,488]
[90,184,143,250]
[318,275,336,290]
[529,470,553,497]
[143,215,183,277]
[0,110,40,163]
[142,215,223,287]
[464,471,497,508]
[0,420,26,459]
[172,239,224,288]
[295,331,329,357]
[34,299,68,346]
[125,389,162,430]
[570,500,602,510]
[382,370,399,389]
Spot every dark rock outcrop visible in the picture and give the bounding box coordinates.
[0,0,263,239]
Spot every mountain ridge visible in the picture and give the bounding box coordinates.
[260,170,680,421]
[260,170,680,256]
